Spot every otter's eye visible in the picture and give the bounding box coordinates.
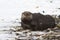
[26,13,29,16]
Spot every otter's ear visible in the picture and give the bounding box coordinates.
[28,12,32,15]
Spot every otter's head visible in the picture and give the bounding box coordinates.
[21,11,32,21]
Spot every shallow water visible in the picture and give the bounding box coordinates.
[0,19,20,40]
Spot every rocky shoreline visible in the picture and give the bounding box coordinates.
[13,26,60,40]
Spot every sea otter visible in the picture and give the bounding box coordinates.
[21,11,56,31]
